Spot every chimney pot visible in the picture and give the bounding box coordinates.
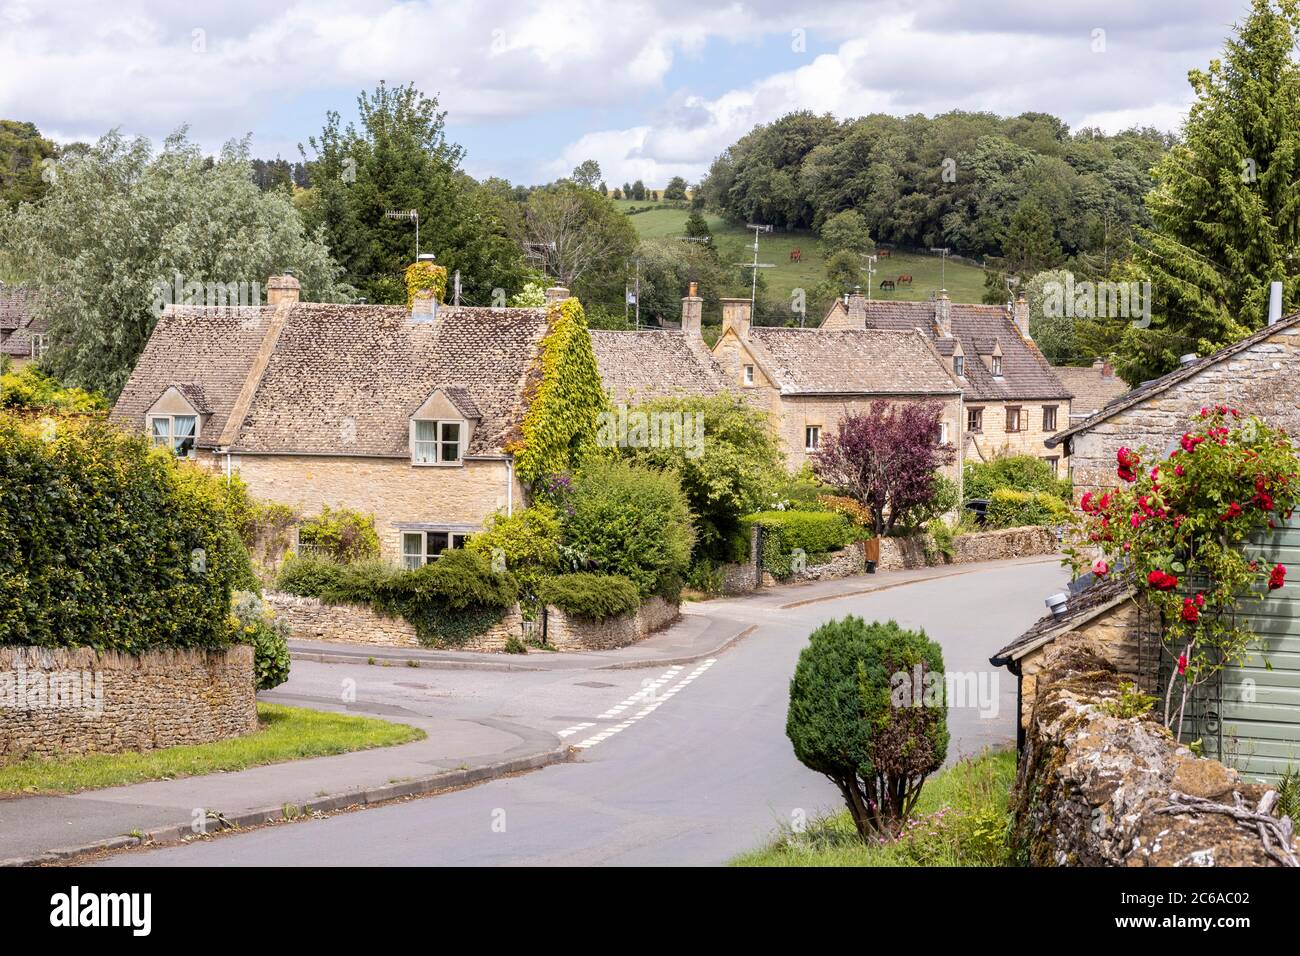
[720,297,751,338]
[1268,280,1283,326]
[1012,291,1030,339]
[1179,352,1199,367]
[266,274,301,306]
[544,286,570,306]
[846,288,867,327]
[680,287,703,334]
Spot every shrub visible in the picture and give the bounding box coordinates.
[900,475,960,532]
[466,504,561,602]
[539,572,640,620]
[742,510,855,577]
[220,474,299,576]
[0,413,255,651]
[963,455,1070,503]
[562,459,694,599]
[0,365,106,415]
[984,488,1071,528]
[297,506,381,563]
[231,591,291,690]
[787,616,948,842]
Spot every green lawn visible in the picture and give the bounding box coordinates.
[615,199,987,308]
[0,703,424,796]
[732,749,1017,867]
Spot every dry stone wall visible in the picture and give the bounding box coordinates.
[265,592,524,651]
[877,525,1058,571]
[544,597,680,650]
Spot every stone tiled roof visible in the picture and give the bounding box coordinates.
[824,298,1071,402]
[112,302,549,457]
[745,327,962,396]
[990,576,1135,667]
[0,286,46,356]
[1046,311,1300,449]
[590,329,733,404]
[1053,363,1130,418]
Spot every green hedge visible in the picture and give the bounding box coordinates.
[275,550,519,648]
[297,506,381,563]
[963,455,1070,503]
[743,510,856,580]
[538,573,640,620]
[984,489,1071,529]
[0,413,255,650]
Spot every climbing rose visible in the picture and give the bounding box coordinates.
[1148,569,1179,591]
[1080,491,1094,513]
[1178,653,1188,675]
[1219,502,1243,521]
[1181,598,1199,623]
[1092,559,1109,577]
[1180,432,1205,453]
[1269,564,1287,590]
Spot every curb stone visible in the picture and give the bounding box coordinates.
[0,743,572,868]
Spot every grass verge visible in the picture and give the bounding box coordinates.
[0,704,424,796]
[732,749,1016,867]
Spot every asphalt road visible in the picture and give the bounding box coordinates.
[100,558,1068,866]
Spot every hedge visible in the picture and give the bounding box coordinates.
[743,510,856,580]
[538,573,640,620]
[963,455,1071,503]
[0,413,256,651]
[276,550,519,648]
[984,489,1071,529]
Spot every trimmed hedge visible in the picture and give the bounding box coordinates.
[538,572,640,620]
[743,510,856,580]
[963,455,1070,503]
[275,550,519,648]
[985,489,1071,529]
[0,413,255,651]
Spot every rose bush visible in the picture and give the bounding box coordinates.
[1065,406,1300,736]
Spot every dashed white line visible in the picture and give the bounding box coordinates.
[572,659,717,750]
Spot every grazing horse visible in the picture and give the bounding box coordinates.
[789,248,802,262]
[880,279,896,291]
[877,248,892,259]
[896,274,913,286]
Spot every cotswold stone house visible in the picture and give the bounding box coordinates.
[0,285,48,368]
[1046,310,1300,494]
[113,275,557,565]
[823,291,1072,475]
[713,297,965,476]
[1053,358,1128,423]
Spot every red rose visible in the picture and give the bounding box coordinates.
[1178,653,1188,676]
[1269,564,1287,590]
[1220,502,1243,521]
[1147,570,1179,591]
[1181,598,1199,623]
[1092,559,1109,577]
[1080,492,1094,513]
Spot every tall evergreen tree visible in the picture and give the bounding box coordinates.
[1121,0,1300,382]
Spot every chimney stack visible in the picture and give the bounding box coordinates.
[411,288,437,324]
[1012,291,1031,339]
[680,281,703,333]
[544,286,570,306]
[1268,280,1283,326]
[846,287,867,327]
[267,273,301,306]
[720,297,751,338]
[934,292,952,338]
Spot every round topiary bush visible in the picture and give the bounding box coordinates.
[786,616,948,841]
[0,413,256,651]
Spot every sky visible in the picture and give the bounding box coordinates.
[0,0,1254,187]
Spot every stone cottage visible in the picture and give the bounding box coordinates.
[0,284,48,369]
[823,290,1073,475]
[1046,309,1300,494]
[113,274,561,565]
[1052,358,1129,424]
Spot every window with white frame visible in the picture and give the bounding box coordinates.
[804,425,821,452]
[743,364,755,386]
[953,355,964,377]
[991,355,1003,376]
[147,414,198,457]
[413,420,462,464]
[401,530,469,569]
[938,421,950,444]
[31,334,48,359]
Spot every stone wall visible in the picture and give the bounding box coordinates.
[0,645,257,763]
[266,592,524,652]
[1012,641,1293,866]
[1068,324,1300,495]
[544,596,680,651]
[763,543,866,586]
[877,525,1059,571]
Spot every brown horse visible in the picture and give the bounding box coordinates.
[877,248,892,259]
[880,279,896,291]
[789,248,802,262]
[897,274,913,286]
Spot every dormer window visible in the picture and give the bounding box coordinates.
[148,414,198,458]
[413,420,462,465]
[953,355,965,377]
[991,355,1002,377]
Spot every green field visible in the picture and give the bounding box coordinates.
[615,199,987,307]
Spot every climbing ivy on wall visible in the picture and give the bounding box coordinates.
[512,296,608,486]
[404,261,448,307]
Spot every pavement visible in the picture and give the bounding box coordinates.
[0,554,1064,867]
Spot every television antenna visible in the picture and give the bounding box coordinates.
[929,246,951,291]
[1004,273,1020,306]
[862,254,878,301]
[738,223,775,315]
[385,209,420,261]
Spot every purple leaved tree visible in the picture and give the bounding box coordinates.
[811,400,956,537]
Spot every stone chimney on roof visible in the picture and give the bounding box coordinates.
[846,287,867,327]
[411,289,437,324]
[933,291,952,338]
[544,286,570,306]
[721,297,751,338]
[267,273,300,306]
[680,281,702,334]
[1012,291,1031,339]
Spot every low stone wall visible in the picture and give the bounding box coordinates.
[266,592,523,652]
[1012,641,1294,866]
[720,560,760,594]
[0,645,258,764]
[762,544,866,586]
[877,525,1059,571]
[545,596,680,651]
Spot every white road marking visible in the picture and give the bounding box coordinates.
[572,659,716,750]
